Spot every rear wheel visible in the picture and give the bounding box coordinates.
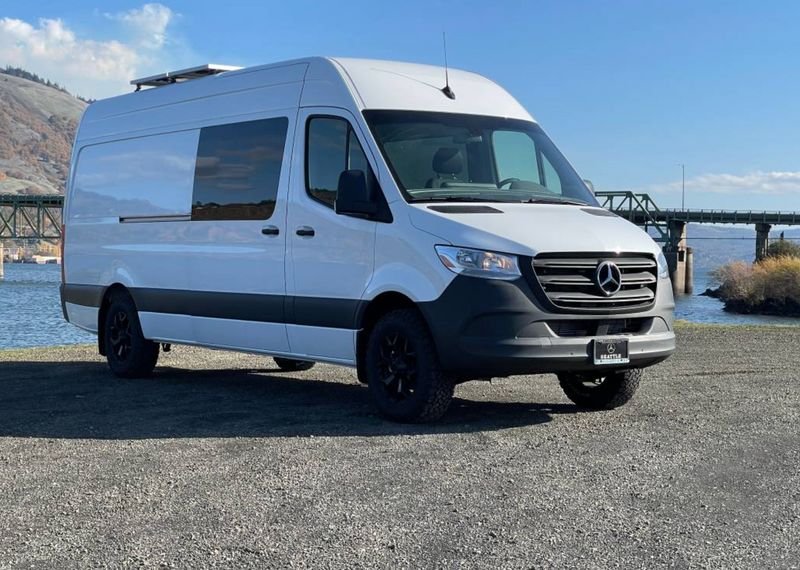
[364,309,454,422]
[103,292,159,378]
[273,357,315,372]
[558,368,642,409]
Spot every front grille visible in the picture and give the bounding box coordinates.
[532,253,658,312]
[547,318,649,337]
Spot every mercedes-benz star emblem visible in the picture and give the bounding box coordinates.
[595,261,622,296]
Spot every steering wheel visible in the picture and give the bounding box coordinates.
[498,177,520,188]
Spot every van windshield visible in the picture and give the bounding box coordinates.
[363,110,597,206]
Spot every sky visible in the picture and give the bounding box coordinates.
[1,0,799,212]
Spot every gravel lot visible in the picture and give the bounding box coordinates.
[0,324,798,569]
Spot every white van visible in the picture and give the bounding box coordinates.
[61,57,675,422]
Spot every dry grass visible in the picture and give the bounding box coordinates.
[712,256,800,307]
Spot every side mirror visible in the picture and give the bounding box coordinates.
[583,179,596,195]
[335,170,378,218]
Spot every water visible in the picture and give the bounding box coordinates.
[0,264,94,349]
[675,270,800,327]
[0,264,797,350]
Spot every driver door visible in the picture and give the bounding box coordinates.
[285,108,379,362]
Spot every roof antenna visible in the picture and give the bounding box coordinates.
[441,31,456,100]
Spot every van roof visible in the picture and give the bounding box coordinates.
[328,58,532,121]
[77,57,533,143]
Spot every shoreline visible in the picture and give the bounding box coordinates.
[701,287,800,318]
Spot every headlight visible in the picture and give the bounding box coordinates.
[657,251,670,279]
[435,245,521,280]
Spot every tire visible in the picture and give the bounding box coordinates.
[364,309,454,422]
[558,368,642,410]
[103,292,159,378]
[273,357,315,372]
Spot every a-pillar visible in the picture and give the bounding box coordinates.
[755,223,771,261]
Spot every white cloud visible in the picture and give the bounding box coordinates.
[0,4,181,99]
[640,171,800,197]
[106,3,175,50]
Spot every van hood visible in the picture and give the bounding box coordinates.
[408,203,661,257]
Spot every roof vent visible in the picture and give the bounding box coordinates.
[131,64,242,91]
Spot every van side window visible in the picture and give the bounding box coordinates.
[192,117,288,221]
[306,116,371,208]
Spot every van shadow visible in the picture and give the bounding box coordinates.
[0,360,579,439]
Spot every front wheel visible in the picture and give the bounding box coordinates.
[103,292,159,378]
[558,368,642,410]
[364,309,454,422]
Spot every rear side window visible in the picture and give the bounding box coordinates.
[306,116,371,207]
[192,117,288,221]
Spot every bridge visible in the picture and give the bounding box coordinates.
[0,194,64,240]
[596,191,800,294]
[0,194,63,278]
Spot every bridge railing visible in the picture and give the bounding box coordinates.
[660,209,800,224]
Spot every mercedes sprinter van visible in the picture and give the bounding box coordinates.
[61,58,675,422]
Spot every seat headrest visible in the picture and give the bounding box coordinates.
[432,147,463,175]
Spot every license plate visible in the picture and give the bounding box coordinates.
[593,338,630,365]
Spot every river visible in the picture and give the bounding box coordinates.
[0,264,798,349]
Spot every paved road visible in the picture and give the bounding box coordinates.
[0,325,798,569]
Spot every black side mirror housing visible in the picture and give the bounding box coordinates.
[335,170,378,218]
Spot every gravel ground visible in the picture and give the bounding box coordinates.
[0,324,798,569]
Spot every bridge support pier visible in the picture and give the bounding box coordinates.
[666,221,693,295]
[684,247,694,295]
[755,223,771,261]
[0,243,3,279]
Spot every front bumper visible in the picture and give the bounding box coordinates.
[418,273,676,380]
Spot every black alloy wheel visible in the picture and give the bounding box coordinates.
[103,292,159,378]
[108,310,133,361]
[364,309,454,422]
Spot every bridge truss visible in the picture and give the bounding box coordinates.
[0,194,64,240]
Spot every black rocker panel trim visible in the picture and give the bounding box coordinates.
[61,284,364,330]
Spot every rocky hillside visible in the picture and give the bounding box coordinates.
[0,72,86,195]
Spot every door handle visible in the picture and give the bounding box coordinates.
[261,225,280,236]
[295,226,315,237]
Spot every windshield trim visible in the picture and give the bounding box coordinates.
[362,109,598,207]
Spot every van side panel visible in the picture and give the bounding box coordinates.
[64,63,309,351]
[66,130,199,292]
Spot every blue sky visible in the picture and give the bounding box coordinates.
[2,0,799,211]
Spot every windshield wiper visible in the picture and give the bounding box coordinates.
[523,197,588,206]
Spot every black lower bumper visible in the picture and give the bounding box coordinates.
[418,275,675,380]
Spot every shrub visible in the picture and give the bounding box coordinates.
[712,256,800,314]
[767,239,800,259]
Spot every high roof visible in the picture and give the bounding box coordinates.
[328,58,533,121]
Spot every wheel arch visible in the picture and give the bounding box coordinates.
[97,283,133,356]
